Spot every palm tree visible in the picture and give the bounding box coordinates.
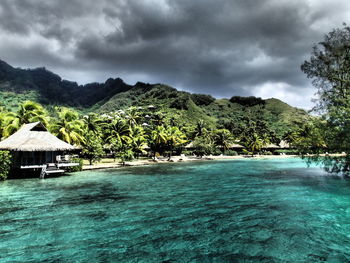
[242,133,267,156]
[149,125,168,158]
[83,113,103,134]
[126,107,141,126]
[0,108,7,139]
[49,107,85,145]
[3,101,48,137]
[166,126,186,160]
[214,129,234,153]
[105,119,131,145]
[152,112,166,126]
[194,120,206,137]
[130,125,147,158]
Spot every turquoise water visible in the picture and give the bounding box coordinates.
[1,158,350,262]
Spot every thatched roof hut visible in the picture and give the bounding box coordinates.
[264,143,280,149]
[0,122,78,152]
[185,142,194,149]
[229,143,244,149]
[279,140,290,149]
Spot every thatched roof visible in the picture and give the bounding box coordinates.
[279,140,290,148]
[185,142,194,148]
[0,122,78,152]
[229,143,244,148]
[264,143,280,149]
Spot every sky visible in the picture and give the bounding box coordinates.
[0,0,349,109]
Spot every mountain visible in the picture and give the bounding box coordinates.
[0,59,131,109]
[96,84,309,137]
[0,59,309,137]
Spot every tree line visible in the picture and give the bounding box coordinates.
[0,98,315,178]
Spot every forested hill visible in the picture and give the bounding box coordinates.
[0,59,132,108]
[0,59,309,137]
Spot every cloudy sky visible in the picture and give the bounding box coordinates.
[0,0,349,109]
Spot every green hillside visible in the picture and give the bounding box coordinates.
[96,84,308,137]
[0,59,309,138]
[0,59,132,109]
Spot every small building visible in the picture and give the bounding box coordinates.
[229,143,244,151]
[0,122,80,178]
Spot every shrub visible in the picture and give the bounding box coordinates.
[0,151,12,180]
[225,150,238,156]
[66,157,83,172]
[191,94,215,106]
[229,96,265,106]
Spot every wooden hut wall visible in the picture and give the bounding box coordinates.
[11,151,63,167]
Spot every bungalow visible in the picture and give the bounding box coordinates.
[0,122,80,178]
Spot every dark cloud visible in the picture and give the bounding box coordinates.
[0,0,349,108]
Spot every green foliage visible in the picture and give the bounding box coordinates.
[117,147,134,166]
[149,125,168,156]
[66,157,83,172]
[229,96,265,106]
[0,58,309,141]
[224,150,238,156]
[166,126,187,159]
[49,107,85,145]
[130,125,148,158]
[213,129,234,152]
[301,24,350,155]
[241,133,266,156]
[0,59,317,170]
[82,132,104,165]
[192,136,215,157]
[2,100,48,138]
[191,94,215,106]
[291,119,327,154]
[301,24,350,115]
[0,151,11,180]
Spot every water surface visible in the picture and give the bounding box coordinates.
[1,158,350,262]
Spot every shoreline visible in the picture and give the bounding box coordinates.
[81,153,346,171]
[81,154,300,171]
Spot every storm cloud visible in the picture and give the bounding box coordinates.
[0,0,349,108]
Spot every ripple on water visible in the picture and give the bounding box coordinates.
[0,158,350,262]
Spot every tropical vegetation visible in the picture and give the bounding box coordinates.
[0,150,11,180]
[4,23,350,177]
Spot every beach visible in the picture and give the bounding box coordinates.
[81,154,298,171]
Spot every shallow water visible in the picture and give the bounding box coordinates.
[1,158,350,262]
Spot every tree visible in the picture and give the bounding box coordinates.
[49,107,85,146]
[129,125,147,158]
[149,125,167,157]
[166,126,186,160]
[103,119,132,161]
[213,129,233,153]
[0,108,8,139]
[193,120,206,138]
[0,151,12,180]
[81,132,104,165]
[105,119,131,146]
[301,24,350,116]
[242,133,265,156]
[83,113,103,135]
[3,101,48,137]
[301,24,350,175]
[125,107,141,126]
[237,113,274,155]
[301,24,350,153]
[117,146,134,166]
[192,135,214,157]
[291,120,327,154]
